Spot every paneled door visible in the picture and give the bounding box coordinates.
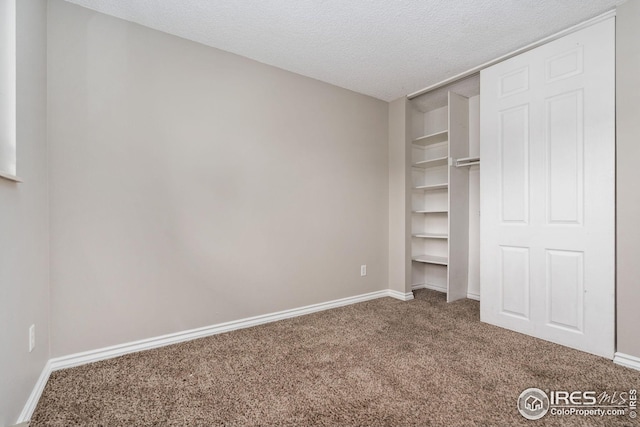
[480,18,615,358]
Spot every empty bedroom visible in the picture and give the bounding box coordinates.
[1,0,639,426]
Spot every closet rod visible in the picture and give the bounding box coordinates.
[455,157,480,168]
[407,8,616,100]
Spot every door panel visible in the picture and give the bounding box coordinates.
[545,90,583,224]
[500,66,529,97]
[500,246,530,319]
[499,105,530,223]
[481,18,615,358]
[545,46,583,83]
[546,249,584,332]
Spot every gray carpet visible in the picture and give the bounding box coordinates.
[31,289,640,426]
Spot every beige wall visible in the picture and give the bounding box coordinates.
[616,1,640,360]
[47,0,389,357]
[387,98,411,294]
[0,0,49,424]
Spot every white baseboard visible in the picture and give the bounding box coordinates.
[17,288,407,422]
[387,289,415,301]
[467,292,480,301]
[613,352,640,371]
[16,360,52,424]
[49,289,402,372]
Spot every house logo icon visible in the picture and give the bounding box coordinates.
[525,395,543,411]
[518,388,550,420]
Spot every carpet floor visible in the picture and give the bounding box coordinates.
[31,289,640,426]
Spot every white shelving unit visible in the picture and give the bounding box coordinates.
[412,233,448,239]
[412,255,449,266]
[412,130,449,146]
[412,209,448,214]
[409,91,470,302]
[412,156,448,168]
[413,183,448,191]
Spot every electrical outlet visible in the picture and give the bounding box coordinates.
[360,265,367,276]
[29,324,35,353]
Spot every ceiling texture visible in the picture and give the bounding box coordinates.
[64,0,624,102]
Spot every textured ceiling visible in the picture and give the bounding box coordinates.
[63,0,624,102]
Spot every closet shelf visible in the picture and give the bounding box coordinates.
[412,255,449,266]
[412,156,448,168]
[413,183,448,191]
[412,130,448,147]
[412,209,449,214]
[412,233,448,239]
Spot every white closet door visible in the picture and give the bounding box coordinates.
[480,18,615,358]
